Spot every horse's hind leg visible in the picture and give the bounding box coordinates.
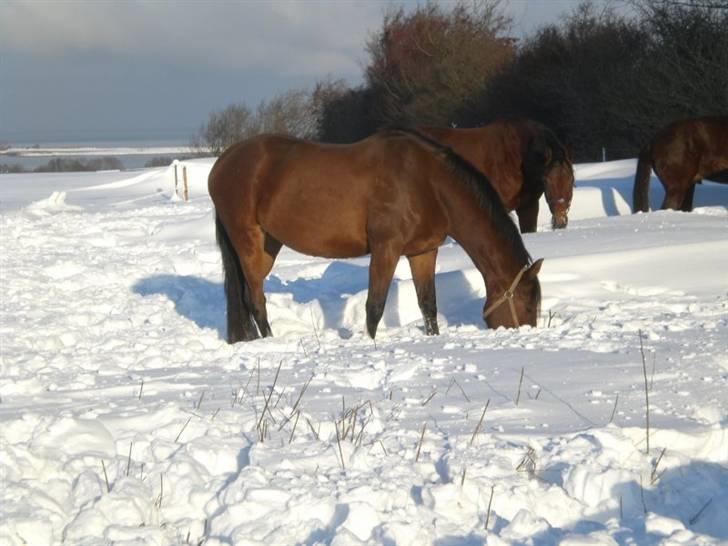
[234,227,282,338]
[366,244,401,339]
[407,250,439,335]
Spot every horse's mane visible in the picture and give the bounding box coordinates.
[386,127,532,264]
[541,126,570,166]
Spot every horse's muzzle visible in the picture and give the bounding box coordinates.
[551,214,568,229]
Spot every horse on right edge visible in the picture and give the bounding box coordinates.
[633,116,728,212]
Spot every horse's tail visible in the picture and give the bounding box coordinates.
[632,144,653,213]
[215,214,258,342]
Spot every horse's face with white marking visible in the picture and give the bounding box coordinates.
[544,159,575,229]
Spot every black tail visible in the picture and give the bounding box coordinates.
[215,214,258,343]
[633,145,653,213]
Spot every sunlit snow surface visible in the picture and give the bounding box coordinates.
[1,159,727,545]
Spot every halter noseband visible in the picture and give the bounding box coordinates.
[483,265,530,328]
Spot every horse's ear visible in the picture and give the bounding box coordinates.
[543,147,552,165]
[527,258,544,279]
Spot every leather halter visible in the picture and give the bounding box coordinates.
[483,265,530,327]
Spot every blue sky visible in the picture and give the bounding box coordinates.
[0,0,591,144]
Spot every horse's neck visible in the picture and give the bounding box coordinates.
[442,185,523,286]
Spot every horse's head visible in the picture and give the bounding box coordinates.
[543,151,574,229]
[483,259,543,329]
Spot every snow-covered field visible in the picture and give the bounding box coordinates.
[1,157,727,546]
[1,144,193,158]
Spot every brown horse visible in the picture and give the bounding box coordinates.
[420,119,574,232]
[209,128,543,343]
[633,116,728,212]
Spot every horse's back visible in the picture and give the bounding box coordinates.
[208,132,448,259]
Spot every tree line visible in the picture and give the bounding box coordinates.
[198,0,728,162]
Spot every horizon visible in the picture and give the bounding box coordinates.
[0,0,598,146]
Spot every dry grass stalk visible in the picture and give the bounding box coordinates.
[608,394,619,424]
[235,364,257,407]
[297,338,309,358]
[651,447,667,484]
[379,440,388,456]
[349,406,359,441]
[470,399,491,447]
[689,498,713,525]
[446,378,455,395]
[546,309,557,328]
[196,391,205,410]
[256,358,261,397]
[306,417,320,440]
[460,466,467,486]
[154,473,164,509]
[638,330,650,454]
[415,422,427,462]
[335,422,346,471]
[257,418,270,442]
[138,379,144,400]
[126,442,133,477]
[291,374,314,416]
[272,386,287,409]
[485,484,495,529]
[456,379,472,402]
[310,307,321,349]
[175,416,192,443]
[515,367,525,406]
[256,360,283,435]
[101,460,111,493]
[421,389,437,406]
[355,417,368,447]
[516,447,536,478]
[289,410,301,444]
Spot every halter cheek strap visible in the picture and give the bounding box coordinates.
[483,264,530,328]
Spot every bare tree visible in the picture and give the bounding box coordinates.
[197,88,320,155]
[197,103,258,156]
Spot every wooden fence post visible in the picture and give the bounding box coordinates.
[173,162,179,197]
[183,165,189,202]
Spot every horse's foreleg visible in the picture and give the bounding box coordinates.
[407,250,439,335]
[681,182,697,212]
[237,229,281,338]
[365,246,401,339]
[516,199,539,233]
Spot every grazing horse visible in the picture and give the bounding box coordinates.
[633,116,728,212]
[420,119,574,232]
[209,128,543,343]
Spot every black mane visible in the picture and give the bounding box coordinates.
[388,127,532,264]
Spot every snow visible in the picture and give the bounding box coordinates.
[1,144,194,158]
[1,157,727,545]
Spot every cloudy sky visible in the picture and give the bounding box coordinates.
[0,0,586,145]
